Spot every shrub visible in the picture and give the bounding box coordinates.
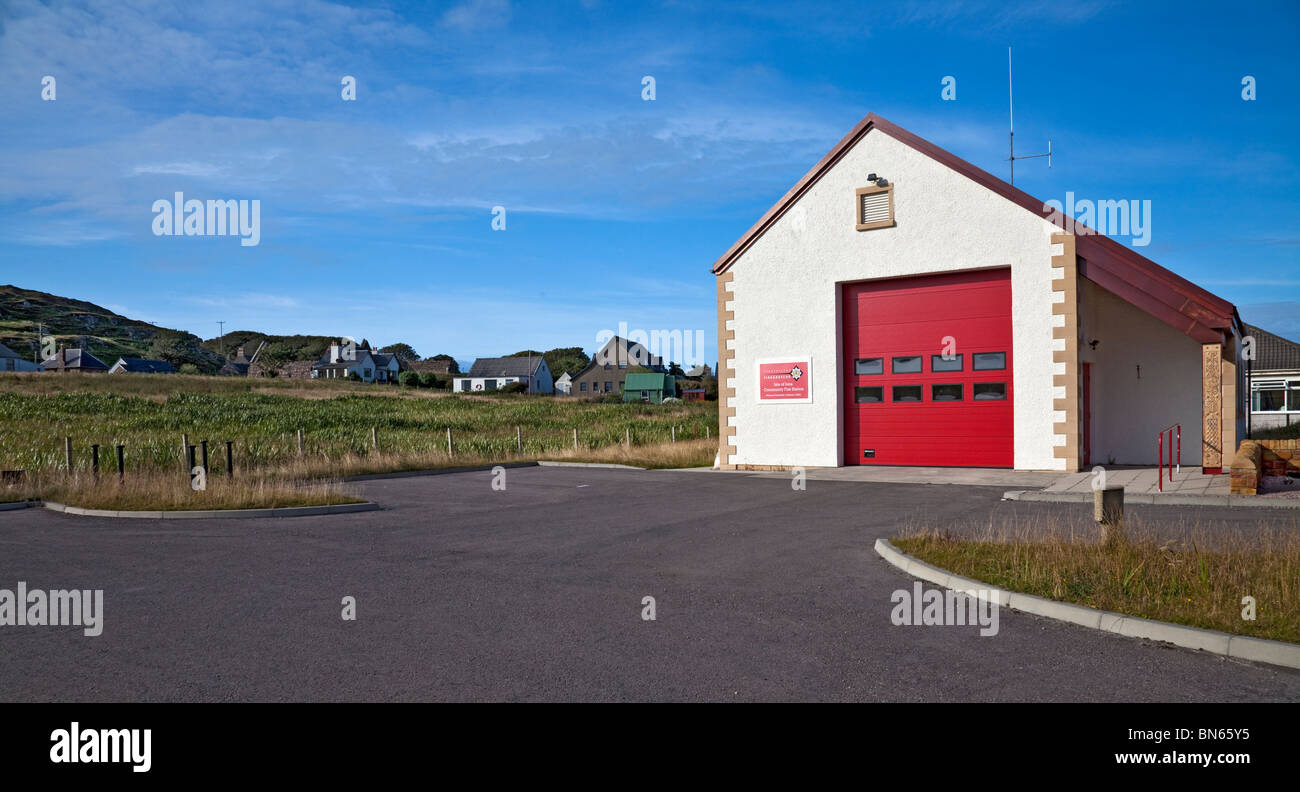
[178,363,200,375]
[347,371,361,382]
[418,372,440,388]
[502,381,528,393]
[398,371,421,387]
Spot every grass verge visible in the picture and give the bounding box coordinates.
[3,472,361,512]
[894,517,1300,644]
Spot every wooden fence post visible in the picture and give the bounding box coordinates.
[65,436,72,471]
[181,433,188,473]
[516,426,522,453]
[371,426,378,451]
[447,427,454,456]
[297,428,304,456]
[573,427,578,449]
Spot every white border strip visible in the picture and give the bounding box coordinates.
[874,538,1300,670]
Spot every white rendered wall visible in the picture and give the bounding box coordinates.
[726,130,1065,469]
[1078,279,1204,465]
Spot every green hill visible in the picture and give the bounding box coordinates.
[199,331,337,368]
[0,284,224,372]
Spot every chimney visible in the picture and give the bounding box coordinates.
[57,343,65,373]
[329,340,340,363]
[236,346,245,358]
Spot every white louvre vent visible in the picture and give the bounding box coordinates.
[860,191,890,224]
[856,185,893,230]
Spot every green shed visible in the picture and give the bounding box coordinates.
[622,372,676,403]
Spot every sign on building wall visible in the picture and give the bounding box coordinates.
[756,357,812,403]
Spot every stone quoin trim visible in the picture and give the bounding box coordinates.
[716,270,737,468]
[1051,233,1081,472]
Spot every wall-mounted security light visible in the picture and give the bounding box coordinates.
[1089,339,1100,350]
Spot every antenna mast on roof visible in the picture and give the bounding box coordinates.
[1007,47,1052,185]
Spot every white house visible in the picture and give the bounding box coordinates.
[1243,323,1300,433]
[0,341,38,372]
[555,371,573,395]
[454,356,554,394]
[311,339,402,383]
[714,113,1243,472]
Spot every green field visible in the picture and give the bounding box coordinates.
[0,373,718,475]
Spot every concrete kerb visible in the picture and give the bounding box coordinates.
[1002,490,1300,509]
[873,538,1300,671]
[39,501,381,520]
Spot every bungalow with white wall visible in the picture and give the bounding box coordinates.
[1243,323,1300,433]
[714,113,1244,472]
[454,356,553,393]
[311,339,402,383]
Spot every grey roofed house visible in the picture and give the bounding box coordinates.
[109,357,177,374]
[1243,323,1300,372]
[685,363,712,378]
[466,356,546,377]
[39,347,109,372]
[0,341,38,372]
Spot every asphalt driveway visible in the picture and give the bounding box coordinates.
[1,466,1297,701]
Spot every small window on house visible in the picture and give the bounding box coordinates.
[931,384,963,401]
[892,385,923,402]
[931,354,963,372]
[973,383,1007,400]
[580,382,588,392]
[854,357,883,375]
[892,356,922,374]
[855,386,883,403]
[856,184,894,231]
[605,381,612,391]
[1253,386,1284,411]
[972,352,1006,371]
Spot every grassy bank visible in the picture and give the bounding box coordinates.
[895,518,1300,644]
[4,471,361,511]
[0,373,718,508]
[0,372,718,474]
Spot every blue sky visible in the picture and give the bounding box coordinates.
[1,0,1297,369]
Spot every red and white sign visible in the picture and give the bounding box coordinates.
[757,357,812,403]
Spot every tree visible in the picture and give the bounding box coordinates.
[379,343,419,362]
[667,361,686,377]
[507,347,590,379]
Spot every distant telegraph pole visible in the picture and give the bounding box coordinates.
[217,320,226,360]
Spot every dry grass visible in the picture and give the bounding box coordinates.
[0,437,715,510]
[270,436,718,479]
[894,516,1300,644]
[2,470,361,511]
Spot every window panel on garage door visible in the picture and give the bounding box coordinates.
[842,268,1014,467]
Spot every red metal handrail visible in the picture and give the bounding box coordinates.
[1157,424,1180,492]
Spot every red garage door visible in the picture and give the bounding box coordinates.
[843,269,1013,467]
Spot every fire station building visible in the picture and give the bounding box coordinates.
[713,113,1244,472]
